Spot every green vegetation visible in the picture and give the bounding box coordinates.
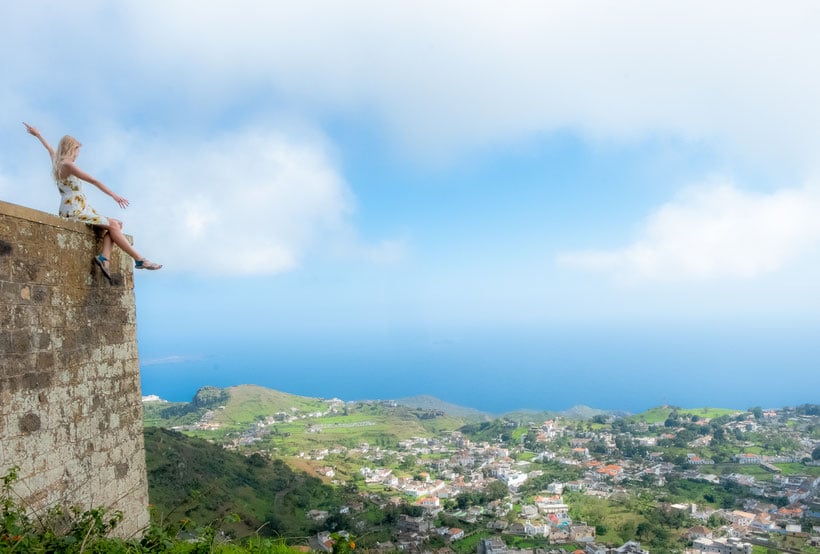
[144,385,468,457]
[566,492,645,545]
[775,463,820,477]
[502,535,551,550]
[566,490,704,551]
[661,476,749,509]
[216,386,327,428]
[679,407,741,419]
[510,427,528,442]
[1,465,306,553]
[450,530,492,554]
[458,419,522,442]
[628,406,674,424]
[144,427,348,540]
[396,395,490,422]
[517,461,583,495]
[629,406,739,424]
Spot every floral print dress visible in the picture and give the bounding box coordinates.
[56,175,109,226]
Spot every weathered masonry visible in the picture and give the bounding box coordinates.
[0,200,149,538]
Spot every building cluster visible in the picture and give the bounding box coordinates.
[160,395,820,553]
[349,408,817,552]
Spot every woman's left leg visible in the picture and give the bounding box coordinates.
[100,230,113,260]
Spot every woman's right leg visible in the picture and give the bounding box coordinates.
[98,219,144,262]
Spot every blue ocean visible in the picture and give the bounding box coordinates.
[139,325,820,414]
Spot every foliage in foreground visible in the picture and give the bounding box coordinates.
[0,466,303,553]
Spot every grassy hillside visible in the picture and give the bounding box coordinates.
[396,394,491,421]
[143,385,331,430]
[144,427,348,540]
[213,384,328,426]
[629,406,741,424]
[502,405,610,422]
[144,385,469,457]
[261,400,467,455]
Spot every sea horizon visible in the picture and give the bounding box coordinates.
[138,326,820,414]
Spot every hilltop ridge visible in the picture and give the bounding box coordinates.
[144,384,632,428]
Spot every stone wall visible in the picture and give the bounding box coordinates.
[0,200,149,538]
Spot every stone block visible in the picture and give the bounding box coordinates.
[19,412,42,434]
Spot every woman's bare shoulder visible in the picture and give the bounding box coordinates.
[57,160,78,179]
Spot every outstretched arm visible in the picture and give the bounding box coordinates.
[23,122,55,159]
[61,161,130,209]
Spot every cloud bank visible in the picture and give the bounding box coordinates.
[558,180,820,282]
[130,1,820,169]
[118,128,357,275]
[5,2,820,280]
[6,2,820,168]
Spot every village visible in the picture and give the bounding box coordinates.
[169,400,820,553]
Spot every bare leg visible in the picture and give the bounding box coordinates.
[97,219,144,262]
[101,231,113,260]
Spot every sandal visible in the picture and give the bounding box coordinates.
[95,254,113,282]
[135,259,162,271]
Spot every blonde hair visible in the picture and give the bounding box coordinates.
[52,135,81,179]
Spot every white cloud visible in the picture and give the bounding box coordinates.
[140,355,205,366]
[114,127,365,275]
[121,1,820,169]
[5,2,820,169]
[558,180,820,282]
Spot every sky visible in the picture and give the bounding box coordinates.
[2,1,819,413]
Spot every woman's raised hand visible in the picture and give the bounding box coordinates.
[24,122,55,158]
[23,122,40,137]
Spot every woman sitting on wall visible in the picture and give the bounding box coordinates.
[23,122,161,281]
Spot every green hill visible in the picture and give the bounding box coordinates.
[143,385,329,429]
[214,384,329,426]
[628,405,742,424]
[144,426,346,539]
[501,405,612,423]
[396,394,491,421]
[144,385,470,456]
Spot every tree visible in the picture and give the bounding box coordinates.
[403,505,424,517]
[618,521,637,541]
[485,480,509,501]
[426,535,447,548]
[812,445,820,461]
[712,452,729,464]
[438,513,462,529]
[399,455,417,471]
[246,452,268,468]
[331,533,356,554]
[707,513,727,529]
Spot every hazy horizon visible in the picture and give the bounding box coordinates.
[139,321,819,414]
